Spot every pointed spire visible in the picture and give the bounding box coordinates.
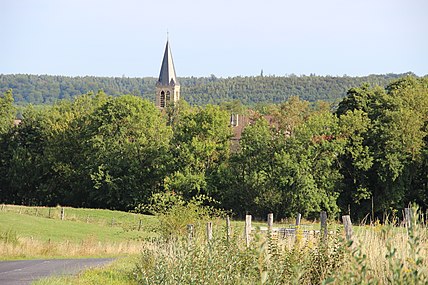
[157,40,179,86]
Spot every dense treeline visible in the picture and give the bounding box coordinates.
[0,76,427,220]
[0,73,412,106]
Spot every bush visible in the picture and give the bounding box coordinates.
[135,192,225,240]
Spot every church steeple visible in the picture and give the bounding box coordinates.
[156,40,180,108]
[158,41,179,86]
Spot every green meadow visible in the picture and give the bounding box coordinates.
[0,205,158,260]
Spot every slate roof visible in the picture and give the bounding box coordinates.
[157,41,179,86]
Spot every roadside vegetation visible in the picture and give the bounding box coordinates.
[31,203,428,284]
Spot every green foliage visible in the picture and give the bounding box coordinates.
[0,73,410,106]
[167,105,232,199]
[224,102,345,219]
[0,89,15,134]
[81,95,172,209]
[1,75,428,221]
[337,76,428,218]
[135,192,224,239]
[133,230,348,285]
[0,93,171,210]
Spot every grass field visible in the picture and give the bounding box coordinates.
[2,204,428,284]
[0,205,158,260]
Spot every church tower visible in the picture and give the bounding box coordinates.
[156,40,180,108]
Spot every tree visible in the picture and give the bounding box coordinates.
[271,96,310,135]
[0,89,15,134]
[220,117,278,217]
[166,105,232,200]
[81,95,172,209]
[337,77,428,218]
[272,111,345,218]
[223,98,345,219]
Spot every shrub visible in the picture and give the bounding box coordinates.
[135,192,225,240]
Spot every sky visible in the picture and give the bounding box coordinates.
[1,0,427,78]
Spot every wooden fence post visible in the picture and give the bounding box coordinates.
[226,216,231,242]
[267,213,274,232]
[206,222,213,242]
[342,215,353,241]
[48,208,51,219]
[295,213,302,227]
[320,211,328,242]
[138,219,142,231]
[187,224,194,244]
[60,207,65,220]
[404,207,413,229]
[245,214,252,247]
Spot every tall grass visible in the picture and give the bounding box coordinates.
[133,217,428,284]
[0,236,147,260]
[32,213,428,284]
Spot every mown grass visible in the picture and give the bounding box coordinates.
[0,204,159,260]
[0,204,158,231]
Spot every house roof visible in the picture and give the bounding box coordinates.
[157,41,179,86]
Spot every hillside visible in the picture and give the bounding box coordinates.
[0,73,413,105]
[0,205,158,259]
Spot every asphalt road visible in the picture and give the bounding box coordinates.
[0,258,115,285]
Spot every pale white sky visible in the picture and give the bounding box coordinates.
[1,0,427,77]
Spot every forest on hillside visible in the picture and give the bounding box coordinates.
[0,73,412,106]
[1,76,427,220]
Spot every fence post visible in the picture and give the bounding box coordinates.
[320,211,328,243]
[206,222,213,242]
[60,207,65,220]
[267,213,274,232]
[342,215,353,241]
[138,219,142,231]
[187,224,194,244]
[295,213,301,227]
[245,214,252,247]
[404,207,413,229]
[226,216,231,242]
[48,208,51,219]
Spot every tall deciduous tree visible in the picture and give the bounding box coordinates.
[337,77,428,218]
[166,105,232,199]
[81,95,172,209]
[0,89,15,134]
